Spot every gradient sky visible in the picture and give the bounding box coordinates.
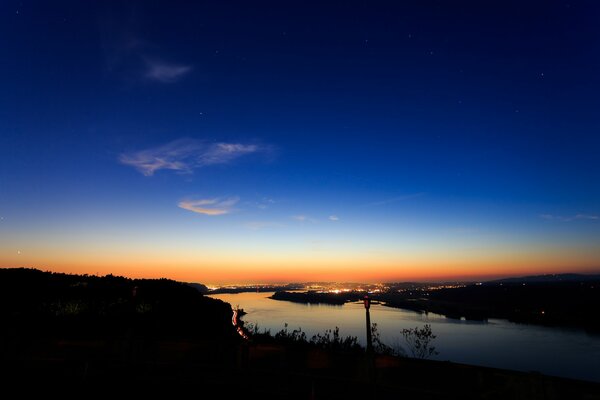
[1,1,599,284]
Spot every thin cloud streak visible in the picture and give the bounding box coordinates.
[119,138,262,176]
[99,25,192,84]
[329,215,339,221]
[145,60,192,83]
[256,198,275,210]
[292,215,318,223]
[575,214,599,220]
[178,197,239,216]
[540,213,599,222]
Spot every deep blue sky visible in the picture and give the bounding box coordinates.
[1,1,599,282]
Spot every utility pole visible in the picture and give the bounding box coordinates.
[364,295,373,353]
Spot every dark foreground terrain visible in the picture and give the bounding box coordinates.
[1,268,599,399]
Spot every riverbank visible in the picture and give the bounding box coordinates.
[212,290,600,383]
[269,279,600,332]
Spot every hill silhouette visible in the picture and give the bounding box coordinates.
[489,273,600,283]
[0,268,235,340]
[1,268,599,399]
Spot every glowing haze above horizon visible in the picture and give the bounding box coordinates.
[1,1,599,284]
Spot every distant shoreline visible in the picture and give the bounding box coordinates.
[263,283,600,334]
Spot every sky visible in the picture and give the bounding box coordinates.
[1,1,599,284]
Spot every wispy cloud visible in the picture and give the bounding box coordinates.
[328,215,339,221]
[367,192,424,206]
[257,198,275,210]
[100,26,192,84]
[292,215,318,223]
[119,138,262,176]
[144,60,192,83]
[540,213,599,222]
[178,197,239,216]
[200,143,259,165]
[575,214,599,220]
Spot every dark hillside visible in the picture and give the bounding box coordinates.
[0,268,237,341]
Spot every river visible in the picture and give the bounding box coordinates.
[210,291,600,382]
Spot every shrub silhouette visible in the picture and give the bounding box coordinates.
[401,324,439,359]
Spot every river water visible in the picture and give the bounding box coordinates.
[210,291,600,382]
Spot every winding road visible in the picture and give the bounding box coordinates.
[232,308,249,340]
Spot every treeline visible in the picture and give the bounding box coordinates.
[380,281,600,332]
[0,268,236,341]
[270,290,360,305]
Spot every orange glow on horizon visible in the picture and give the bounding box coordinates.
[2,235,599,284]
[2,247,599,285]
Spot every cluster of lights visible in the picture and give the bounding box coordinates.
[211,281,469,294]
[426,284,466,290]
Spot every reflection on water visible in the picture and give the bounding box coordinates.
[211,291,600,382]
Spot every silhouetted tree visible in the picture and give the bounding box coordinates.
[401,324,438,359]
[310,327,361,352]
[370,323,395,355]
[275,323,308,343]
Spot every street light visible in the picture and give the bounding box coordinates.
[364,295,373,353]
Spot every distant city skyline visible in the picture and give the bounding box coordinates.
[1,1,599,283]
